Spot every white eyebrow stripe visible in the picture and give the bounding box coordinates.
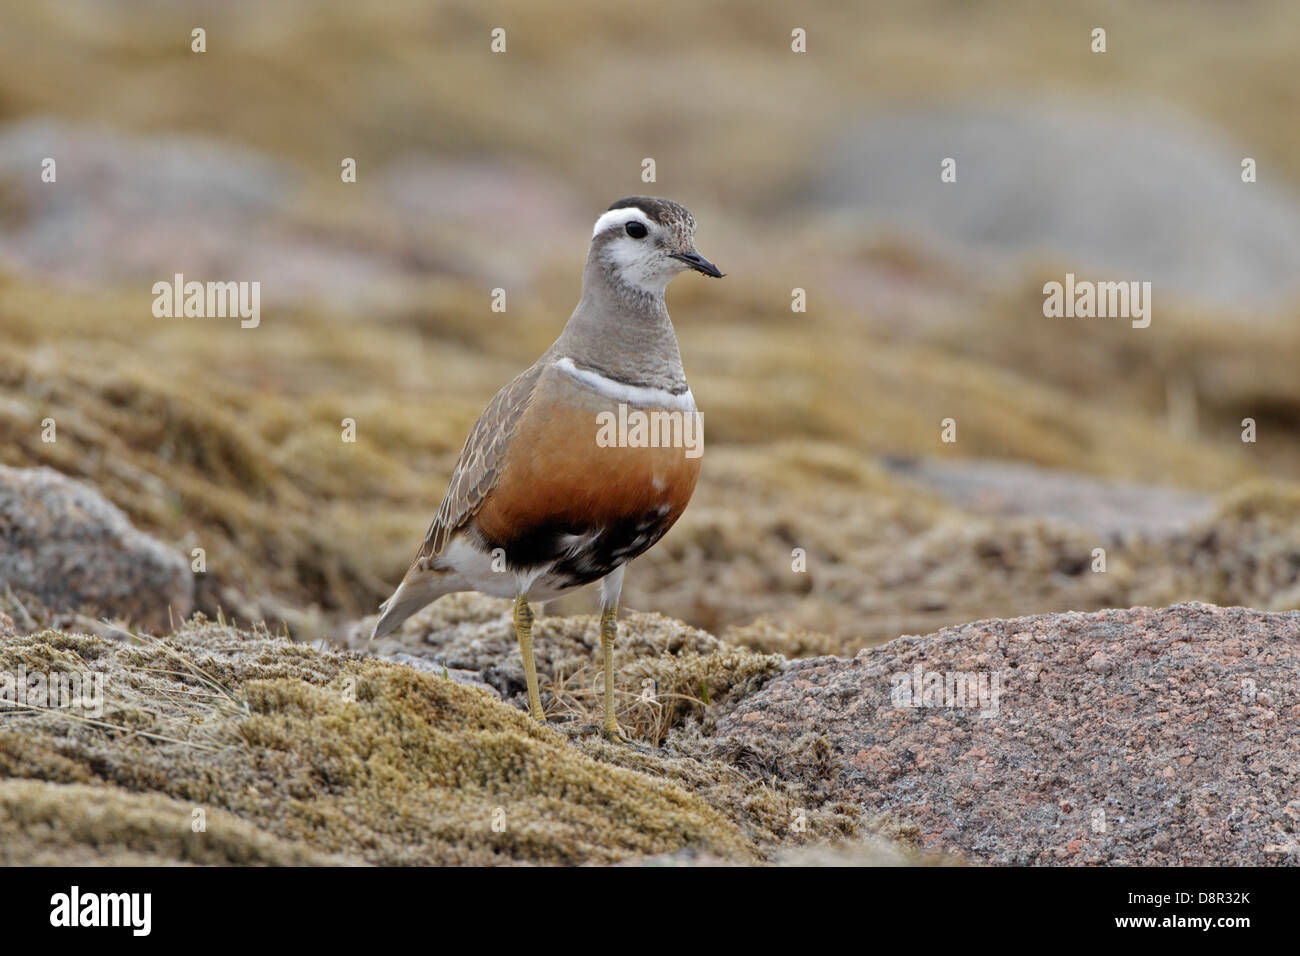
[591,207,653,238]
[554,356,696,411]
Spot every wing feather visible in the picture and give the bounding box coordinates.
[413,361,545,563]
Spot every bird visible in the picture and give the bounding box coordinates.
[371,196,723,737]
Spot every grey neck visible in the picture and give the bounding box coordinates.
[547,257,689,394]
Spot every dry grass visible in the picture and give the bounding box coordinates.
[2,0,1298,867]
[3,1,1298,193]
[0,0,1297,647]
[0,780,349,866]
[3,267,1286,648]
[0,601,914,864]
[0,614,779,865]
[360,593,785,742]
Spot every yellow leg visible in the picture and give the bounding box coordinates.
[600,604,621,738]
[514,594,544,721]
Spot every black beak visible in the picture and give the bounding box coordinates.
[670,249,724,278]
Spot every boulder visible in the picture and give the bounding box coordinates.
[818,100,1300,311]
[0,465,193,630]
[719,602,1300,865]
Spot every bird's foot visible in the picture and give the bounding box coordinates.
[600,721,630,744]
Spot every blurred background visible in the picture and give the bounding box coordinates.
[1,0,1298,652]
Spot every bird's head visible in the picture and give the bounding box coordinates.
[588,196,723,296]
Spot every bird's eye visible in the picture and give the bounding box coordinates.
[625,221,648,239]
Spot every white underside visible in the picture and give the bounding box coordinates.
[435,536,619,603]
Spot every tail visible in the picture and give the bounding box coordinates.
[371,567,452,640]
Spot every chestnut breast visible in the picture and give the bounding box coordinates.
[474,365,702,576]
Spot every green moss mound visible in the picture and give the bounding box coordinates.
[0,780,346,866]
[0,618,760,865]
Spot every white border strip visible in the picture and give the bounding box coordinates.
[555,356,695,411]
[591,207,652,238]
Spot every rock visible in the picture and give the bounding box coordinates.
[1084,651,1113,674]
[381,652,501,697]
[0,120,586,309]
[0,120,287,289]
[379,156,588,286]
[718,603,1300,865]
[882,457,1213,540]
[622,837,925,867]
[0,120,420,311]
[0,465,193,630]
[818,99,1300,311]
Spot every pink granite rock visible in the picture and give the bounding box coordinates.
[717,603,1300,865]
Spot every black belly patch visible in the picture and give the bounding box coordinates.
[483,511,675,587]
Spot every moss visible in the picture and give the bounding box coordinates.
[0,605,924,864]
[368,594,785,744]
[1214,480,1300,524]
[723,618,840,658]
[1129,481,1300,612]
[0,619,758,865]
[0,780,348,866]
